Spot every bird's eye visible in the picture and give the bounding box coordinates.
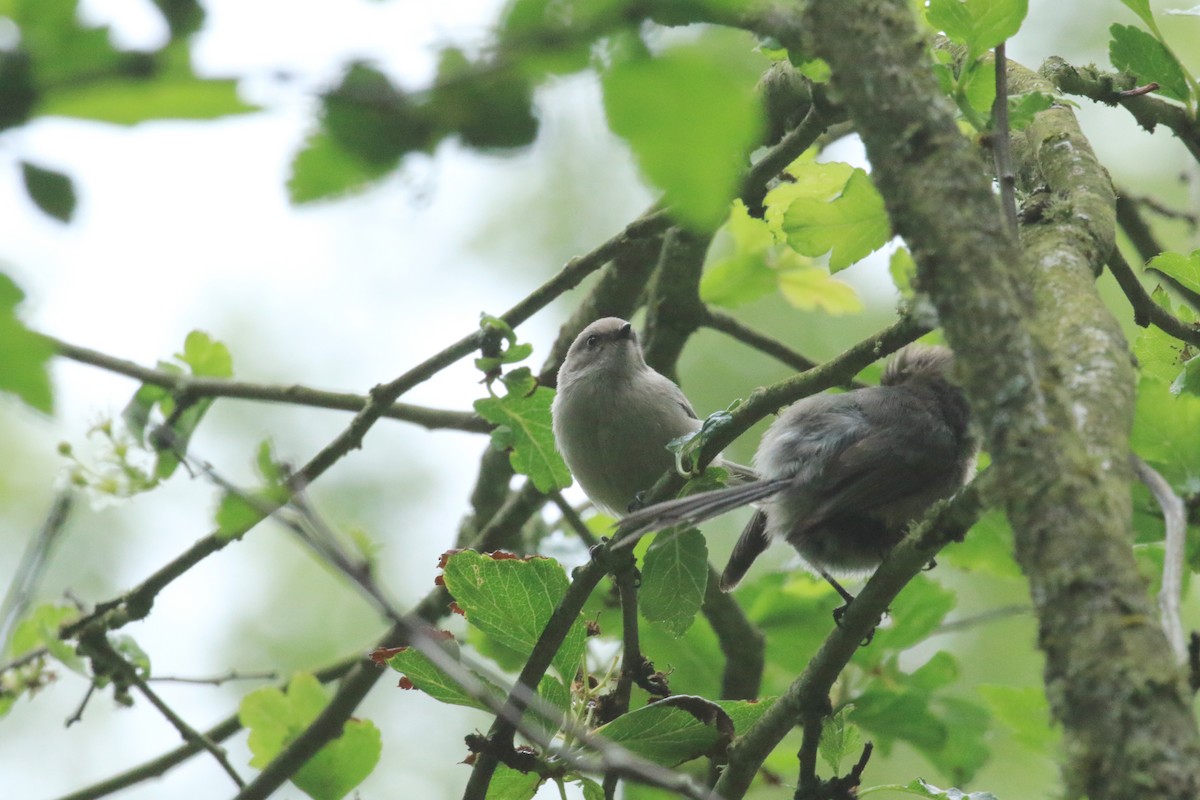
[585,335,599,349]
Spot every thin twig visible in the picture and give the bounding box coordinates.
[701,309,821,375]
[1133,456,1188,663]
[1107,248,1200,347]
[992,43,1019,235]
[52,338,491,432]
[0,490,73,653]
[148,669,280,685]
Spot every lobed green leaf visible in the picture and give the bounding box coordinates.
[639,528,709,637]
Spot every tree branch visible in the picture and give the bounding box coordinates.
[1107,248,1200,347]
[715,483,986,798]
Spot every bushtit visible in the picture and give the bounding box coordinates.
[552,317,754,517]
[617,345,978,594]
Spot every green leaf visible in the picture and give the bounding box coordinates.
[1007,91,1055,131]
[819,705,862,775]
[387,636,503,712]
[320,62,432,166]
[215,491,267,541]
[926,0,1029,61]
[941,510,1022,578]
[1121,0,1157,28]
[1172,354,1200,396]
[1148,250,1200,296]
[602,37,764,230]
[596,697,733,766]
[9,604,84,672]
[39,75,257,125]
[977,685,1058,752]
[640,528,709,637]
[962,58,997,117]
[20,161,76,222]
[239,673,381,800]
[0,273,55,413]
[781,169,890,271]
[490,764,543,800]
[441,550,587,682]
[177,330,233,378]
[1109,23,1191,103]
[431,48,538,150]
[1133,315,1193,385]
[777,263,864,314]
[474,382,571,493]
[288,130,394,204]
[700,201,778,307]
[1133,380,1200,492]
[763,157,855,232]
[578,776,606,800]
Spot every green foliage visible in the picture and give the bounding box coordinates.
[240,673,381,800]
[387,635,502,711]
[1109,23,1191,102]
[441,550,587,683]
[601,32,766,230]
[639,528,709,637]
[594,697,742,766]
[19,161,75,222]
[9,603,83,672]
[927,0,1028,62]
[820,704,863,775]
[1148,250,1200,296]
[475,368,572,493]
[214,440,291,542]
[0,272,55,413]
[779,168,891,272]
[977,685,1058,752]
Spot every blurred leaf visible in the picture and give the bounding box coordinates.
[595,697,734,766]
[432,48,537,149]
[781,169,890,271]
[929,696,992,783]
[1133,379,1200,493]
[386,637,503,712]
[909,651,959,692]
[178,330,233,378]
[0,273,55,413]
[14,0,126,87]
[1007,91,1055,130]
[602,36,765,230]
[578,776,606,800]
[442,550,587,682]
[20,161,76,222]
[777,263,864,314]
[700,201,778,307]
[475,378,571,493]
[890,247,916,297]
[110,634,151,678]
[640,528,709,637]
[1148,250,1200,296]
[926,0,1029,61]
[151,0,205,39]
[1109,23,1190,102]
[763,157,855,232]
[215,490,268,541]
[977,684,1058,752]
[288,130,394,204]
[321,63,433,167]
[858,575,956,660]
[820,705,862,775]
[0,49,37,131]
[239,673,381,800]
[941,510,1022,577]
[39,74,256,124]
[9,604,84,672]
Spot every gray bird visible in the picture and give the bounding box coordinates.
[616,345,978,594]
[551,317,754,517]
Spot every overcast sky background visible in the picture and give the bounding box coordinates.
[1,1,1197,798]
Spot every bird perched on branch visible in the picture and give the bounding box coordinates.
[551,317,754,517]
[616,344,978,597]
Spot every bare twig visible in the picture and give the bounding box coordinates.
[1107,248,1200,347]
[1134,456,1188,663]
[992,43,1019,235]
[0,490,73,653]
[701,309,821,375]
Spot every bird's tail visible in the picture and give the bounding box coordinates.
[615,476,792,541]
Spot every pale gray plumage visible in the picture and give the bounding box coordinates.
[616,345,978,590]
[551,317,753,517]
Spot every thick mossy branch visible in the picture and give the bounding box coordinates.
[795,1,1200,798]
[1041,57,1200,163]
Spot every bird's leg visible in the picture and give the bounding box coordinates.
[822,569,878,646]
